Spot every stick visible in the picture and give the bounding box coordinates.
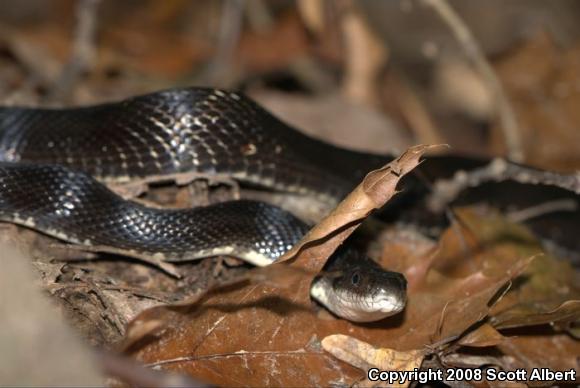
[507,199,577,223]
[202,0,244,87]
[427,158,580,212]
[421,0,524,162]
[51,0,100,102]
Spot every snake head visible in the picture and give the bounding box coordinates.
[310,256,407,323]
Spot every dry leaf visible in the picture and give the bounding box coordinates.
[497,332,580,386]
[371,208,534,351]
[447,208,580,334]
[492,300,580,334]
[123,145,435,386]
[321,334,424,388]
[458,323,505,348]
[493,32,580,171]
[122,150,569,386]
[434,209,580,382]
[278,144,438,271]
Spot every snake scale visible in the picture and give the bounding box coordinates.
[0,88,408,322]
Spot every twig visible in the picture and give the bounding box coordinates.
[245,0,274,32]
[97,351,212,388]
[395,74,445,146]
[297,0,325,35]
[50,0,100,102]
[427,158,580,212]
[507,199,578,223]
[421,0,524,162]
[201,0,244,87]
[339,1,388,107]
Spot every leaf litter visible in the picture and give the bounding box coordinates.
[120,145,579,386]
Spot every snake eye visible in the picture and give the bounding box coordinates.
[351,272,360,286]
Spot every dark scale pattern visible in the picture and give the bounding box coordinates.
[0,163,309,263]
[0,88,391,200]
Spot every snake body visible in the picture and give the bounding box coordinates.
[2,87,578,319]
[0,163,306,265]
[0,88,388,200]
[0,88,407,322]
[0,162,407,322]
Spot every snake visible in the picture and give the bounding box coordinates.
[0,88,407,322]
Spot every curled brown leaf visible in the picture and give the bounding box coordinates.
[321,334,424,388]
[121,145,435,386]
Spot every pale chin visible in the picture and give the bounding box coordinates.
[309,278,406,322]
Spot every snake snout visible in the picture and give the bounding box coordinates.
[373,271,407,315]
[309,258,408,323]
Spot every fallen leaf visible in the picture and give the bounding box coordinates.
[496,331,580,386]
[278,144,438,271]
[372,207,534,351]
[123,151,563,386]
[461,209,580,334]
[458,323,505,348]
[435,209,580,382]
[493,32,580,171]
[124,145,436,386]
[492,300,580,334]
[321,334,424,388]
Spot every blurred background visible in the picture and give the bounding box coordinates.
[1,2,580,384]
[1,0,580,169]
